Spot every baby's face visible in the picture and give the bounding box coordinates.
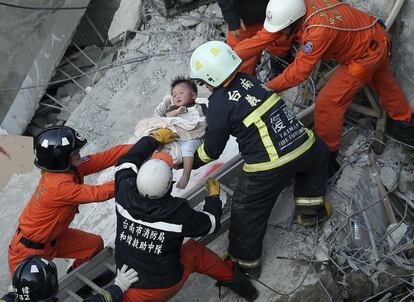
[171,83,196,107]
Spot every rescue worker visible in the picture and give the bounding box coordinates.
[232,0,414,166]
[8,126,131,275]
[189,41,331,278]
[1,255,138,301]
[218,0,269,75]
[114,129,258,301]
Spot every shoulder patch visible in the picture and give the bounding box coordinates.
[303,41,313,54]
[81,155,90,162]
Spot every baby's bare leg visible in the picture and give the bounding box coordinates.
[176,156,194,189]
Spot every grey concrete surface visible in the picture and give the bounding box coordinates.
[0,0,89,134]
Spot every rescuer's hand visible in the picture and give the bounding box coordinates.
[206,178,220,197]
[114,265,139,293]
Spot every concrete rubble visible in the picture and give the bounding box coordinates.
[1,0,414,300]
[108,0,143,43]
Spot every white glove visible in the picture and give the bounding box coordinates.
[114,265,139,292]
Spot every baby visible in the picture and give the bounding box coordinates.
[154,76,207,189]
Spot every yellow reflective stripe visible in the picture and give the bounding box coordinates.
[99,290,113,302]
[255,119,278,161]
[295,196,324,206]
[243,94,281,127]
[228,254,261,267]
[243,93,281,161]
[197,143,213,163]
[243,129,315,172]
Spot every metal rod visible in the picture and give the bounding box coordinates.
[362,87,381,115]
[368,152,397,224]
[63,57,93,80]
[75,273,103,293]
[45,93,73,113]
[85,13,106,44]
[394,191,414,211]
[71,41,98,67]
[65,289,84,301]
[39,102,68,112]
[57,67,87,94]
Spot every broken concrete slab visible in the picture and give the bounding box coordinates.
[0,0,91,135]
[108,0,143,44]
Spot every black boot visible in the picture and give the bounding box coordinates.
[238,263,262,279]
[386,117,414,147]
[216,265,259,301]
[226,254,261,279]
[296,201,333,227]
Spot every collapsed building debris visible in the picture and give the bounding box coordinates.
[1,0,414,301]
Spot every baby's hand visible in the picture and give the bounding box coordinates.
[176,174,190,189]
[177,106,187,115]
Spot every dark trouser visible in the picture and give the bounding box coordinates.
[228,136,329,263]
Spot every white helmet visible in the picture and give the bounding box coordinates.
[264,0,306,33]
[190,41,242,88]
[136,159,173,199]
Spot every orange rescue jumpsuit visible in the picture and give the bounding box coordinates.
[234,0,412,151]
[8,144,131,274]
[227,24,290,75]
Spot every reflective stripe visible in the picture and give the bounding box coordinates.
[99,290,113,302]
[229,254,261,267]
[116,203,183,233]
[243,94,281,162]
[243,94,281,127]
[255,119,278,161]
[202,211,216,234]
[243,129,315,172]
[115,162,138,174]
[197,143,213,163]
[295,197,325,206]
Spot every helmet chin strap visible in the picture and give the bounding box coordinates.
[285,18,303,36]
[222,70,239,88]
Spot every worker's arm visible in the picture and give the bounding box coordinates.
[181,196,223,237]
[53,180,116,205]
[193,124,230,169]
[218,0,240,31]
[53,138,156,206]
[114,136,160,187]
[77,145,131,177]
[193,96,230,168]
[180,179,222,237]
[267,28,337,92]
[234,28,290,60]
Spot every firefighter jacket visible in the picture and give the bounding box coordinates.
[15,144,130,244]
[193,73,315,173]
[218,0,269,31]
[234,0,382,92]
[114,136,223,289]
